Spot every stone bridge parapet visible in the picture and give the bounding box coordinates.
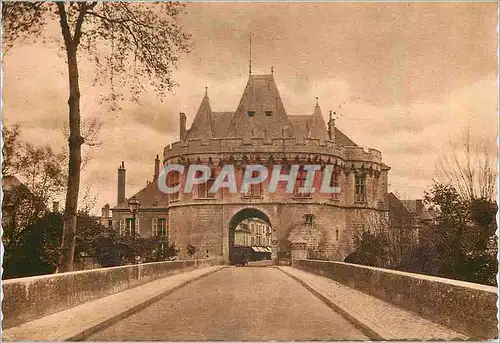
[3,259,222,329]
[292,259,497,340]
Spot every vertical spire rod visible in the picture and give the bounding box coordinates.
[249,33,252,75]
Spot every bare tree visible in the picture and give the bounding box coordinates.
[3,2,191,272]
[437,126,496,201]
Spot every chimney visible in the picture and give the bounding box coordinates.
[52,201,59,213]
[154,154,160,181]
[101,203,110,228]
[179,112,187,140]
[117,161,126,205]
[328,110,336,141]
[101,203,110,218]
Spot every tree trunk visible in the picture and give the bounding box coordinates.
[58,43,83,273]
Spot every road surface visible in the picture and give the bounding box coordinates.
[88,267,369,341]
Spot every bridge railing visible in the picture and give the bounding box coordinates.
[3,258,222,329]
[292,259,497,340]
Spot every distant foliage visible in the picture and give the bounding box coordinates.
[186,244,196,258]
[422,182,497,286]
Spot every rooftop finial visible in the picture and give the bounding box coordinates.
[315,97,319,106]
[249,33,252,75]
[271,66,274,74]
[205,86,208,97]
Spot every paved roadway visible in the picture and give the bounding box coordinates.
[89,267,369,341]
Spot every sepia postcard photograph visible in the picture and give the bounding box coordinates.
[1,1,498,341]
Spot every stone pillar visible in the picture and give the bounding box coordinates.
[290,241,307,262]
[271,238,279,264]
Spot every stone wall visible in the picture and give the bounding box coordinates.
[292,259,497,339]
[3,259,221,329]
[166,202,382,263]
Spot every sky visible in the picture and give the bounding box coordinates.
[3,2,498,213]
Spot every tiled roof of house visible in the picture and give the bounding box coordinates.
[401,200,436,221]
[113,181,169,211]
[385,192,414,228]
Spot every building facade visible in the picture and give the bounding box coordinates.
[234,218,272,248]
[161,73,391,263]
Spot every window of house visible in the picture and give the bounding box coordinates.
[248,110,255,117]
[125,217,139,236]
[152,217,158,236]
[119,218,125,235]
[336,229,339,241]
[330,169,340,200]
[294,167,311,198]
[355,173,366,203]
[167,171,180,201]
[251,237,255,245]
[158,218,167,237]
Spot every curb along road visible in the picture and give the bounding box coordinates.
[71,266,226,341]
[275,266,384,340]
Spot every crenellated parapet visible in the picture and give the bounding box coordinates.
[164,137,384,171]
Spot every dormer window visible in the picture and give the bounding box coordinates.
[247,111,255,117]
[265,110,273,117]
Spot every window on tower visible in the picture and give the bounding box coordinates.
[355,173,366,203]
[294,166,311,198]
[167,171,180,201]
[330,168,340,201]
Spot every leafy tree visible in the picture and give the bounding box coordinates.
[3,212,63,279]
[423,182,497,285]
[2,126,66,267]
[350,227,390,267]
[3,2,191,272]
[186,244,196,258]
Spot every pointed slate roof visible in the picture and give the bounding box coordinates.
[307,102,330,140]
[185,89,213,140]
[288,115,358,147]
[228,74,292,138]
[211,111,233,137]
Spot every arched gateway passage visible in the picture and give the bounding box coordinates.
[228,208,274,265]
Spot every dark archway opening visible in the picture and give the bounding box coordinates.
[228,208,273,265]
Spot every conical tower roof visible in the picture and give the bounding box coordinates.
[307,100,329,140]
[185,88,213,140]
[228,74,292,138]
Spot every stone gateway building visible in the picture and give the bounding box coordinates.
[108,73,392,264]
